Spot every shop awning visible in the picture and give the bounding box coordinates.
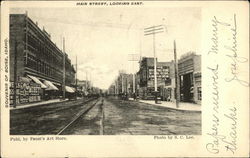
[19,76,31,83]
[52,82,61,86]
[43,80,59,91]
[65,86,75,93]
[27,75,47,88]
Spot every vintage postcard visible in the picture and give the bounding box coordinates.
[1,0,249,157]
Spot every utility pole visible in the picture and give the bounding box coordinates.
[144,25,165,103]
[62,37,65,100]
[121,73,124,94]
[128,53,139,97]
[174,40,180,108]
[116,79,118,95]
[132,61,135,93]
[85,71,88,95]
[13,37,18,108]
[126,75,128,94]
[115,80,117,95]
[75,55,77,100]
[153,28,157,93]
[89,71,92,94]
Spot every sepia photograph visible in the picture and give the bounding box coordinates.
[1,1,249,157]
[9,7,201,135]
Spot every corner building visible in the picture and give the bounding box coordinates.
[178,53,201,104]
[138,57,171,100]
[9,14,75,104]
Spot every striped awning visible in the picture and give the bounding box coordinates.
[43,80,59,91]
[27,75,47,88]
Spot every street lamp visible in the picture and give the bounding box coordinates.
[144,25,165,103]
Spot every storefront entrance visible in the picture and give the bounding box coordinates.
[180,73,193,102]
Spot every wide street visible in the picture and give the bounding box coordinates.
[10,97,201,135]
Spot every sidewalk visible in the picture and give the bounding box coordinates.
[10,98,69,110]
[138,100,201,112]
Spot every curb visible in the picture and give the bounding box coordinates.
[137,100,201,112]
[10,99,69,111]
[10,97,98,111]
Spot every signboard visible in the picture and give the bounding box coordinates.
[148,67,169,80]
[10,81,41,105]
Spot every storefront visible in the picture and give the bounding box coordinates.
[27,75,47,100]
[65,86,75,99]
[10,77,41,106]
[27,74,61,100]
[43,80,59,100]
[178,53,201,104]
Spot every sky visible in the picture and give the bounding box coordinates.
[11,7,201,89]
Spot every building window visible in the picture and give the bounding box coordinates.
[198,87,202,100]
[44,64,46,75]
[190,73,193,85]
[27,54,37,70]
[37,60,39,72]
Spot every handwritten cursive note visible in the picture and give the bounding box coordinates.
[206,64,220,154]
[224,14,249,87]
[206,14,245,155]
[223,106,237,154]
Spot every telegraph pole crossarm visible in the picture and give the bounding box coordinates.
[144,25,164,36]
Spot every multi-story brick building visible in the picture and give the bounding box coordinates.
[137,57,171,100]
[135,54,201,104]
[10,14,75,103]
[178,52,201,104]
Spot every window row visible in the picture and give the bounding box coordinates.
[25,54,62,79]
[27,45,63,70]
[25,32,63,68]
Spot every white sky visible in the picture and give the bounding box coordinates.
[11,7,201,89]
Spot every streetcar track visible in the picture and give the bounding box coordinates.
[103,99,134,135]
[99,98,105,135]
[10,97,100,135]
[11,97,97,115]
[57,98,100,135]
